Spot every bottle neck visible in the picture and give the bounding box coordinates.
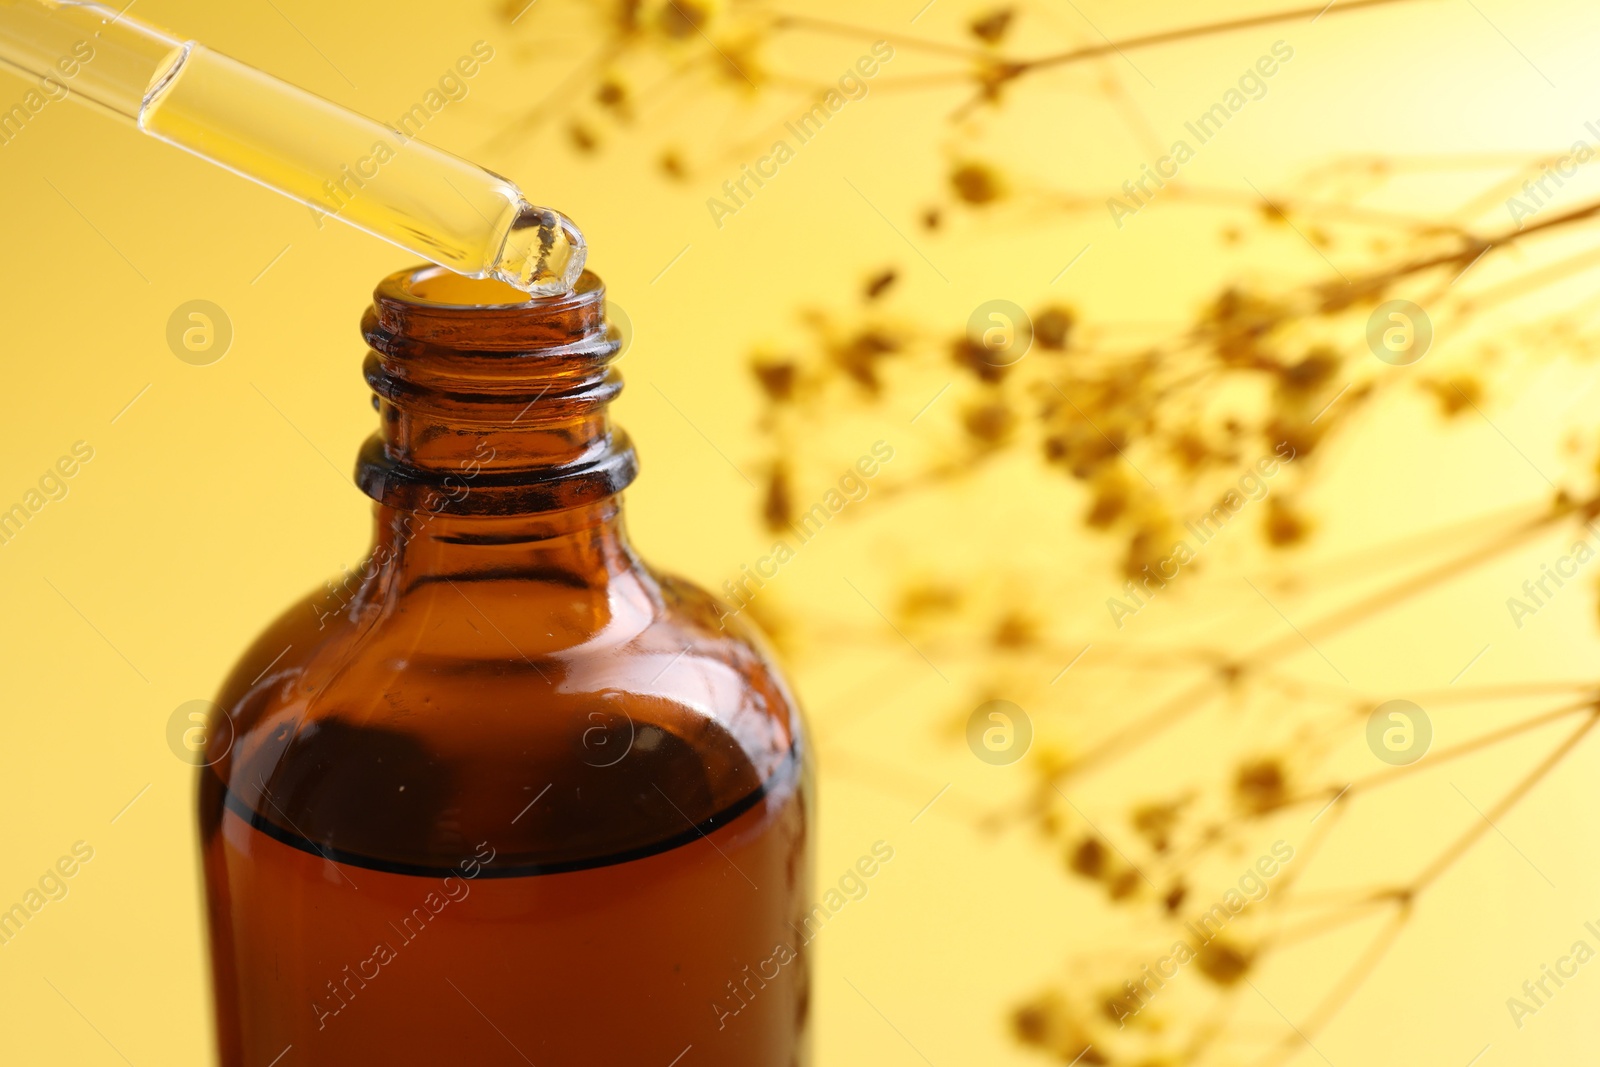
[336,266,646,640]
[355,265,636,515]
[372,496,639,587]
[332,491,658,653]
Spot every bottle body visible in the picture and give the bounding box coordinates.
[198,269,811,1066]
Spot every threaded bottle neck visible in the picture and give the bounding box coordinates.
[356,266,637,517]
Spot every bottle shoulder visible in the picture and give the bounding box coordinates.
[203,565,805,875]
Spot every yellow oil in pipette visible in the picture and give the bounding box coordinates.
[0,0,584,295]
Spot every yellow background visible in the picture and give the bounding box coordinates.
[5,0,1600,1064]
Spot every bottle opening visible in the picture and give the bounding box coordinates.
[402,266,545,308]
[359,265,634,516]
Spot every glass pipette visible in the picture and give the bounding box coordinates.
[0,0,585,295]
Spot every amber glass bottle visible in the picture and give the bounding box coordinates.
[198,267,811,1066]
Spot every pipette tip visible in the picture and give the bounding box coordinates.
[495,201,588,298]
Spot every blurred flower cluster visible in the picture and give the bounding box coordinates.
[495,2,1600,1063]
